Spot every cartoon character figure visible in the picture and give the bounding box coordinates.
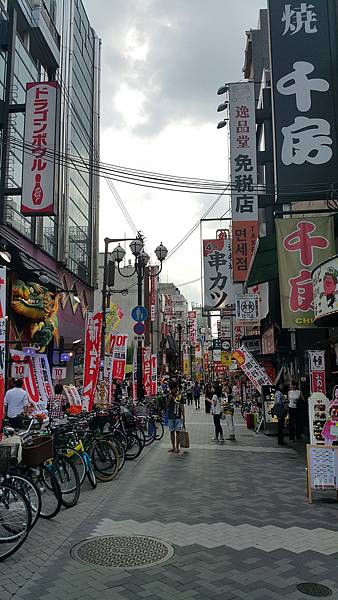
[322,386,338,444]
[323,267,338,309]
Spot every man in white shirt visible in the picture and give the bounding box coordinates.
[4,380,29,428]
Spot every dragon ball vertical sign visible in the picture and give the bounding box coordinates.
[21,82,60,216]
[276,217,334,328]
[229,82,259,282]
[0,268,5,430]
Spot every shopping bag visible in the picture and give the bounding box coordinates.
[179,429,190,448]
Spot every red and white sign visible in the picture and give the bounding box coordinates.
[188,311,197,347]
[64,385,82,408]
[11,363,30,379]
[22,82,59,216]
[151,355,157,396]
[0,267,6,431]
[149,267,156,322]
[309,350,326,395]
[111,334,128,383]
[83,311,102,411]
[52,366,67,381]
[132,347,137,400]
[232,346,272,393]
[9,350,53,416]
[143,346,151,397]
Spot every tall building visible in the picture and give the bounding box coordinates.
[0,0,100,376]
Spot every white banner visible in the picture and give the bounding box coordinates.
[52,366,67,381]
[232,346,272,393]
[9,350,53,416]
[229,82,258,222]
[187,311,197,347]
[22,82,59,216]
[235,295,260,325]
[203,238,233,310]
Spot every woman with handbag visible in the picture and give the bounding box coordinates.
[274,383,288,446]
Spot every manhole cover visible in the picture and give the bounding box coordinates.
[71,535,174,569]
[296,583,332,597]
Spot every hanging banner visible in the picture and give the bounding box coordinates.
[235,294,260,325]
[111,334,128,383]
[151,355,157,396]
[0,267,6,430]
[276,217,334,328]
[83,311,103,411]
[132,347,137,400]
[52,366,67,381]
[268,0,338,196]
[309,350,326,395]
[149,267,156,322]
[64,385,82,409]
[233,324,245,349]
[9,350,53,416]
[143,346,151,397]
[229,82,259,282]
[21,82,60,216]
[203,238,233,309]
[187,311,197,346]
[312,256,338,325]
[232,346,272,392]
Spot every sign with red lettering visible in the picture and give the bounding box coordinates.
[111,334,128,382]
[151,355,157,396]
[143,346,151,397]
[22,82,60,216]
[11,363,30,379]
[9,350,52,416]
[232,346,272,393]
[187,311,197,347]
[309,350,326,395]
[52,366,67,381]
[83,311,102,410]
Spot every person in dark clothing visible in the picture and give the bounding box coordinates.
[193,381,201,410]
[205,382,212,413]
[274,383,288,447]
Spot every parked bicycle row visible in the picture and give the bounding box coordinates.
[0,399,165,562]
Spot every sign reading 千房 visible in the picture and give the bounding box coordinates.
[268,0,338,195]
[229,82,259,282]
[21,82,60,216]
[276,217,334,328]
[203,239,233,310]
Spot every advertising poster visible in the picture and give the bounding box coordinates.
[9,350,52,416]
[111,334,128,383]
[143,346,151,397]
[151,355,157,396]
[312,256,338,324]
[232,346,272,392]
[203,238,233,309]
[308,393,330,445]
[308,350,326,395]
[83,311,103,411]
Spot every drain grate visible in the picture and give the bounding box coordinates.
[296,583,333,597]
[71,535,174,569]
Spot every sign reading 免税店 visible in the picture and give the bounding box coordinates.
[21,82,60,216]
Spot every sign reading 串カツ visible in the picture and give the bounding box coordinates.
[229,82,259,282]
[276,217,334,328]
[203,239,233,310]
[268,0,338,195]
[22,82,60,216]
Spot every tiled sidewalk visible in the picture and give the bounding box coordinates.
[2,404,338,600]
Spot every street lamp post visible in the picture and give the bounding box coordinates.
[113,236,168,400]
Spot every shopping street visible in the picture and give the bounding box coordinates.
[1,405,338,600]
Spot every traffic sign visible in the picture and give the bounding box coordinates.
[131,306,148,322]
[133,322,145,335]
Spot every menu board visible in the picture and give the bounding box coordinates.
[261,385,278,425]
[307,445,338,503]
[308,393,330,445]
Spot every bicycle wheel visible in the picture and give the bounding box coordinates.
[7,474,41,529]
[52,456,80,508]
[29,466,62,519]
[155,418,164,441]
[125,433,143,460]
[110,436,126,471]
[66,448,86,486]
[83,453,97,489]
[0,483,31,562]
[90,439,119,482]
[144,419,157,446]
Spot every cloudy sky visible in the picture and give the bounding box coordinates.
[85,0,265,306]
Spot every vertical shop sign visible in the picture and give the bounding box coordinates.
[0,267,5,430]
[132,347,137,400]
[143,346,151,397]
[268,0,338,194]
[149,267,156,322]
[83,311,103,410]
[229,82,259,282]
[203,239,233,309]
[187,311,197,346]
[276,217,334,328]
[111,334,128,383]
[309,350,326,395]
[151,355,157,396]
[22,82,60,216]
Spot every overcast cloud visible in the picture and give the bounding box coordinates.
[84,0,266,304]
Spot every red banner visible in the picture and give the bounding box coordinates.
[132,347,137,400]
[151,355,157,396]
[143,347,151,397]
[232,221,259,282]
[83,311,102,411]
[111,334,128,383]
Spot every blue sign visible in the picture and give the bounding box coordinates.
[133,322,145,335]
[131,306,148,322]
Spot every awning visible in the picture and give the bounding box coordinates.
[246,233,278,288]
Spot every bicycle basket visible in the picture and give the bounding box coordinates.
[22,436,53,466]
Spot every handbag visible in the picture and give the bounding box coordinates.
[179,429,190,448]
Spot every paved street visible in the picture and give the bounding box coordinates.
[2,405,338,600]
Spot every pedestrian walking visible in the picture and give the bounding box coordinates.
[288,380,303,441]
[193,381,201,410]
[166,380,185,454]
[209,384,224,443]
[204,381,212,413]
[47,384,68,422]
[4,380,29,428]
[273,383,288,446]
[224,386,236,440]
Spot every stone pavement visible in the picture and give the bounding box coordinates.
[2,405,338,599]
